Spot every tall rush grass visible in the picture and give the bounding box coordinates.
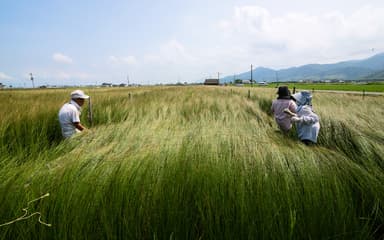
[0,86,383,239]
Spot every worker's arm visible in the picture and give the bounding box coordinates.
[291,115,318,124]
[73,122,86,131]
[283,108,296,117]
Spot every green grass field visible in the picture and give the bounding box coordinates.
[253,82,384,92]
[0,86,383,239]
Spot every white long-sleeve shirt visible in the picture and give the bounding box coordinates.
[294,105,320,143]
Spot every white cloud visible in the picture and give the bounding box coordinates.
[0,72,13,80]
[161,39,196,63]
[26,71,91,82]
[53,71,91,80]
[143,39,196,65]
[53,53,73,64]
[216,5,384,68]
[108,55,137,65]
[23,70,91,80]
[143,54,162,63]
[134,39,202,83]
[219,6,271,34]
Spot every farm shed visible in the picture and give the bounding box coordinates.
[101,83,113,87]
[204,79,219,85]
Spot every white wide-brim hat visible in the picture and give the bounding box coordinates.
[71,90,89,99]
[292,91,312,106]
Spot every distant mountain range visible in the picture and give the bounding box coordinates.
[220,53,384,83]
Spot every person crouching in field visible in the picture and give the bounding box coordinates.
[58,90,89,138]
[288,91,320,145]
[271,86,297,132]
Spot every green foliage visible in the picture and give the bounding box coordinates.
[0,86,383,239]
[273,82,384,92]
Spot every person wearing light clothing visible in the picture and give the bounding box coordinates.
[290,91,320,144]
[58,90,89,138]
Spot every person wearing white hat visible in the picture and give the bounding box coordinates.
[58,90,90,138]
[289,91,320,144]
[292,91,312,112]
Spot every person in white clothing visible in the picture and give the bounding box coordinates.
[291,105,320,144]
[289,91,320,144]
[58,90,89,138]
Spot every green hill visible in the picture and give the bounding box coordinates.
[221,53,384,82]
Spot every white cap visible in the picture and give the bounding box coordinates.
[71,90,89,99]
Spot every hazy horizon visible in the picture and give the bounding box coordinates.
[1,0,384,87]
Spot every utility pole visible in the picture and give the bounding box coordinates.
[218,72,220,83]
[127,74,130,86]
[251,64,253,86]
[30,73,35,88]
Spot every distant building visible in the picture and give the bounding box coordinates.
[101,82,113,87]
[0,83,4,89]
[204,78,219,85]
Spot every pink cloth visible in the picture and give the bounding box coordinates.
[271,99,297,131]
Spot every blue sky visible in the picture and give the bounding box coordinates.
[1,0,384,87]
